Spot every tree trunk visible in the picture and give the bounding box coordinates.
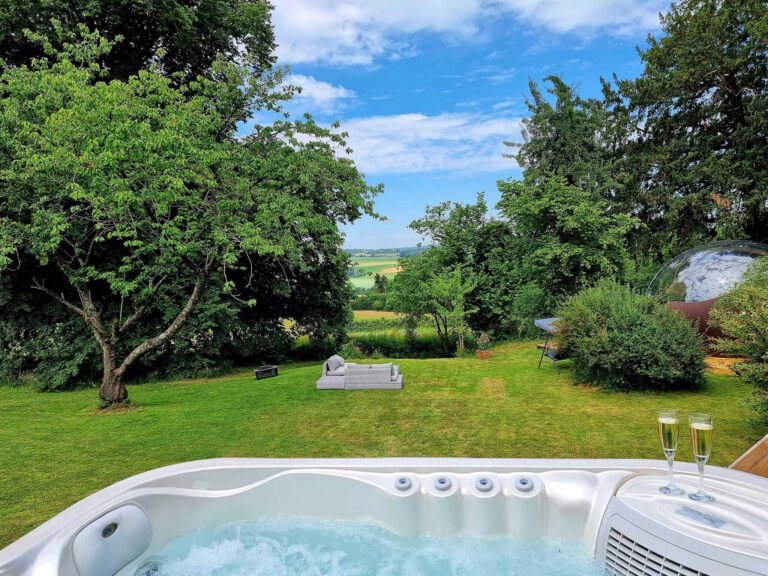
[98,345,127,406]
[432,313,451,354]
[95,269,208,406]
[100,369,127,406]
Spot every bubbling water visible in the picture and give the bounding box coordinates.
[153,517,600,576]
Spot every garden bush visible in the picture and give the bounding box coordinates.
[350,332,451,358]
[557,279,705,390]
[710,258,768,426]
[291,331,453,360]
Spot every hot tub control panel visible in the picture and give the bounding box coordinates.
[597,475,768,576]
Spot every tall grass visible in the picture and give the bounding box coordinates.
[291,314,474,360]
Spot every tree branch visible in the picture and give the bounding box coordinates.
[76,287,111,345]
[31,279,86,317]
[116,269,209,377]
[119,306,147,335]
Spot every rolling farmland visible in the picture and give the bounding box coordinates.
[348,254,403,289]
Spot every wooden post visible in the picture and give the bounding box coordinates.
[730,434,768,478]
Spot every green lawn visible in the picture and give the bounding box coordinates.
[0,341,760,548]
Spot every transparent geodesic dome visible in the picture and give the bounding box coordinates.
[648,240,768,303]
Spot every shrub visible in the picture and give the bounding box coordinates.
[290,328,457,360]
[476,332,491,351]
[349,332,450,358]
[351,290,390,311]
[289,337,339,362]
[710,258,768,426]
[339,341,364,359]
[557,279,705,390]
[506,282,551,338]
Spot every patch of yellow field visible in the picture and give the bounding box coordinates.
[378,265,403,274]
[704,356,741,376]
[353,310,402,319]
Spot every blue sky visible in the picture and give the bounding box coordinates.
[269,0,671,248]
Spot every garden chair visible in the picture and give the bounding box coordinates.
[534,317,564,373]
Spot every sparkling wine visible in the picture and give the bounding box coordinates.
[656,409,684,495]
[690,422,713,457]
[657,416,679,451]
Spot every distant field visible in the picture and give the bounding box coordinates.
[349,256,402,289]
[353,310,402,319]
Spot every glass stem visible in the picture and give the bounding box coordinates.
[666,451,675,486]
[696,456,706,494]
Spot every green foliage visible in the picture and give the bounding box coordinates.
[498,176,638,295]
[351,290,389,311]
[406,198,551,338]
[350,316,401,332]
[403,314,418,350]
[476,332,491,351]
[291,325,453,360]
[616,0,768,253]
[557,280,705,390]
[387,250,475,355]
[710,258,768,426]
[347,332,450,358]
[341,314,451,358]
[468,222,551,337]
[409,194,489,265]
[373,273,389,292]
[0,1,276,81]
[624,259,665,293]
[0,36,378,400]
[398,77,640,342]
[504,282,549,337]
[512,76,618,196]
[351,273,391,310]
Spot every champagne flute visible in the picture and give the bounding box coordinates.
[688,413,715,503]
[657,409,684,495]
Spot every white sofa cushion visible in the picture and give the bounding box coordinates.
[326,355,345,373]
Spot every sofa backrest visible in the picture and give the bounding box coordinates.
[345,363,394,383]
[325,355,345,374]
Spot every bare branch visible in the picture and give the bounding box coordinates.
[31,279,85,317]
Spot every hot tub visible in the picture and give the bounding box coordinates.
[1,458,766,576]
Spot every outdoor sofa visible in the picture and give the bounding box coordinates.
[316,355,403,390]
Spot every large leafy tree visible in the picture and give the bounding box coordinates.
[510,76,624,199]
[617,0,768,253]
[710,258,768,425]
[0,37,378,405]
[406,195,547,337]
[498,76,638,296]
[498,176,638,295]
[0,0,275,80]
[409,194,489,266]
[387,250,475,354]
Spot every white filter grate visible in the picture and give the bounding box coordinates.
[604,527,709,576]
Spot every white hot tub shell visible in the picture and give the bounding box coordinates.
[0,458,766,576]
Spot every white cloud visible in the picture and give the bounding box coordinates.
[288,74,355,113]
[496,0,666,37]
[492,99,524,110]
[271,0,666,65]
[340,112,521,174]
[272,0,481,65]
